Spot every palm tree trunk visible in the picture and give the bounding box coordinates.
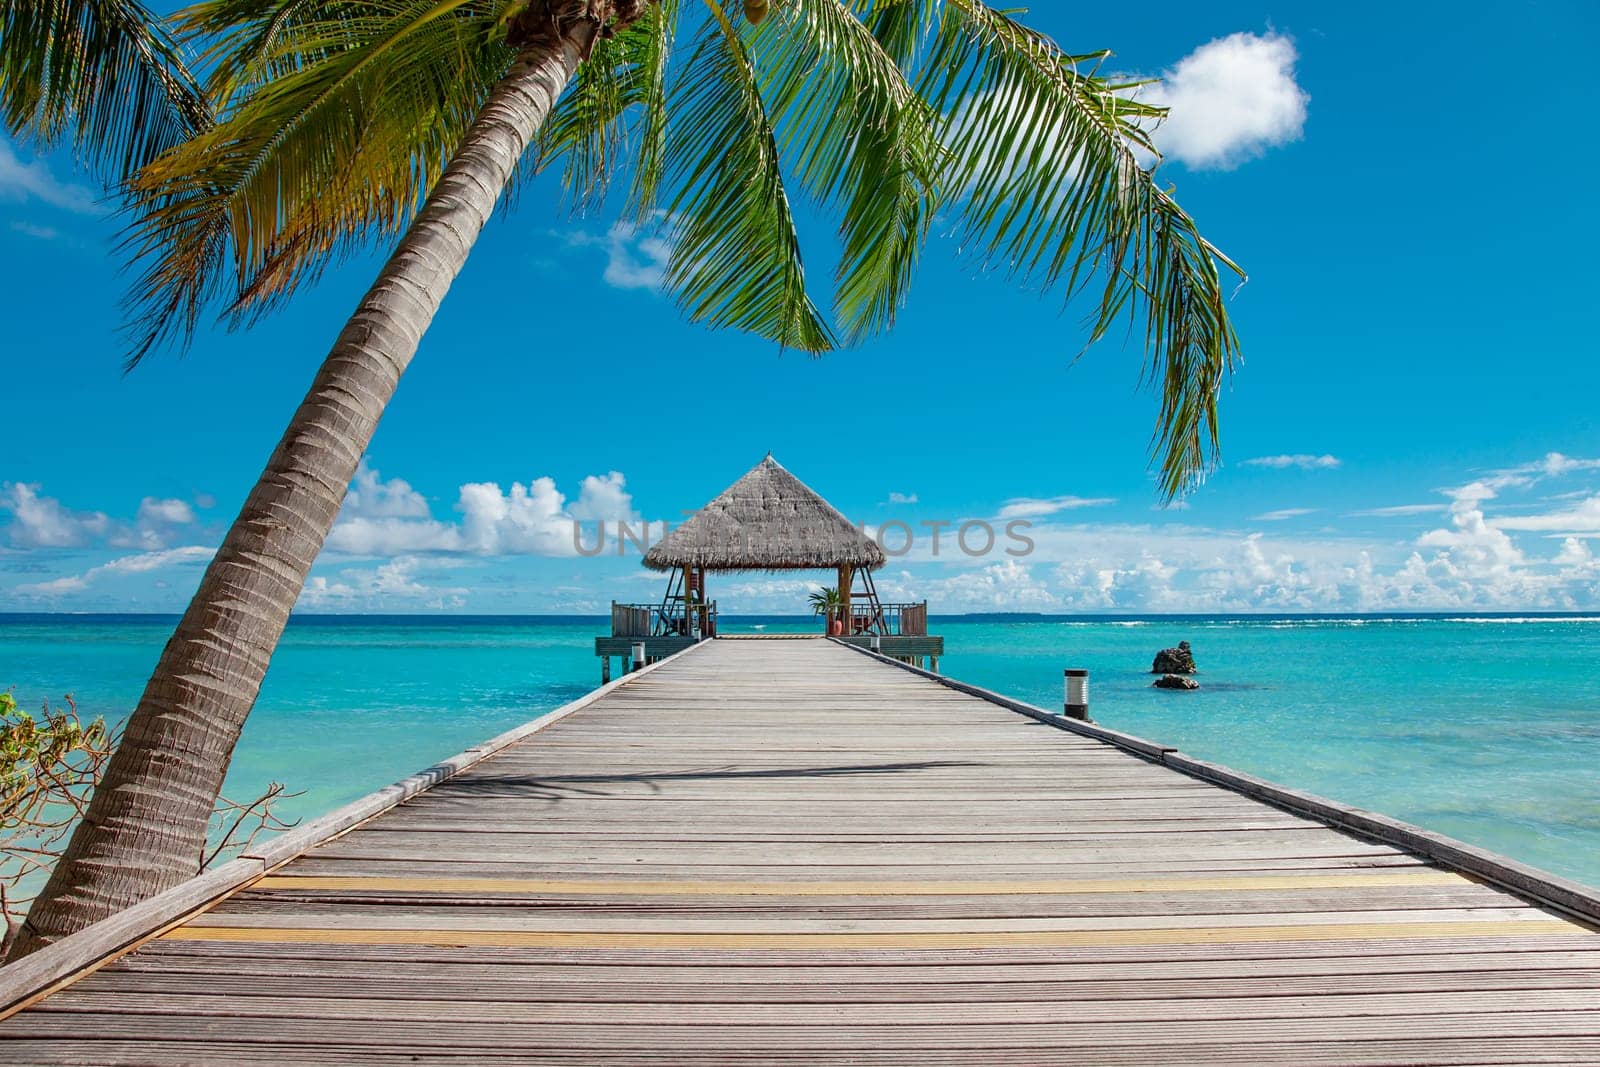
[10,21,598,959]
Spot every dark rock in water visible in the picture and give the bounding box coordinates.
[1153,673,1200,690]
[1151,640,1197,674]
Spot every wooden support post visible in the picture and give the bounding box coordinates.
[929,656,939,675]
[694,567,706,637]
[837,564,853,636]
[681,565,693,637]
[601,657,611,684]
[632,641,646,672]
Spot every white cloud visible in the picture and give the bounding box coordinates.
[889,559,1062,612]
[136,498,194,526]
[717,577,825,601]
[299,556,468,611]
[884,492,919,506]
[16,545,212,596]
[110,496,200,550]
[567,471,635,522]
[566,219,672,291]
[996,495,1116,519]
[1253,508,1317,521]
[1495,452,1600,481]
[2,484,201,551]
[1350,503,1447,517]
[1,483,110,547]
[1491,494,1600,533]
[10,221,59,240]
[342,461,431,519]
[1143,33,1308,170]
[1554,537,1594,568]
[325,465,646,558]
[1239,454,1341,470]
[0,139,99,213]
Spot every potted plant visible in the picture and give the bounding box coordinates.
[808,586,843,635]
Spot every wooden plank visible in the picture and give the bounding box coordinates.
[69,966,1600,1002]
[9,1011,1600,1050]
[111,933,1600,980]
[2,1037,1598,1066]
[29,987,1600,1024]
[159,919,1584,949]
[247,872,1474,896]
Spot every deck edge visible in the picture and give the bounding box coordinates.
[828,638,1600,928]
[0,639,713,1017]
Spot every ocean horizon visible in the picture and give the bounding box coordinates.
[4,610,1598,891]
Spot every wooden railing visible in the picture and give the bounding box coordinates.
[847,601,928,636]
[612,601,718,638]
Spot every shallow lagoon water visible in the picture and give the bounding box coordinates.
[3,612,1597,889]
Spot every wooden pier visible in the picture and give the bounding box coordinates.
[2,637,1599,1064]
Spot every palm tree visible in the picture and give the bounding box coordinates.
[13,0,1242,955]
[808,585,842,629]
[1,0,208,186]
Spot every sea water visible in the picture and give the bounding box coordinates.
[3,613,1597,889]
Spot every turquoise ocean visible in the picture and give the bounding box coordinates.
[3,612,1598,889]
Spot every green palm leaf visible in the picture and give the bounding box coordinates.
[536,0,677,210]
[1,0,209,184]
[748,0,939,342]
[659,1,832,352]
[914,0,1241,496]
[123,0,512,360]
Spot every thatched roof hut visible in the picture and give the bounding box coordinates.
[644,455,886,573]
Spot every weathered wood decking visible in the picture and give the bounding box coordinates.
[3,638,1599,1064]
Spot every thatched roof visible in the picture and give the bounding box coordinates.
[645,456,886,572]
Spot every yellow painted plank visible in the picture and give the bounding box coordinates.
[162,919,1586,950]
[247,872,1472,897]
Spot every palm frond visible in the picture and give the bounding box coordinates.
[856,0,938,69]
[121,0,511,362]
[918,0,1241,497]
[750,0,940,342]
[0,0,209,184]
[659,2,833,352]
[535,0,677,211]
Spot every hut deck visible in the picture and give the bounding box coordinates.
[4,639,1599,1065]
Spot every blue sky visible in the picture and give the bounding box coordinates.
[3,1,1598,614]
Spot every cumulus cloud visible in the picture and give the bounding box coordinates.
[1143,33,1309,170]
[2,483,110,547]
[885,559,1062,612]
[0,138,99,213]
[325,465,646,558]
[566,218,672,291]
[110,497,200,550]
[343,462,431,519]
[1240,454,1341,470]
[1,484,202,551]
[996,495,1116,520]
[16,545,212,596]
[299,556,468,611]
